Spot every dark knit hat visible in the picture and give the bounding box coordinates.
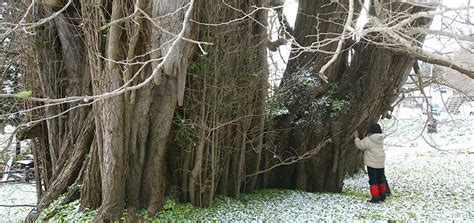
[368,123,382,134]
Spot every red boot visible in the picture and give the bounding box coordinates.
[369,185,380,203]
[379,183,387,201]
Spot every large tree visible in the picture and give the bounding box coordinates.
[260,0,433,192]
[18,0,268,221]
[0,0,472,222]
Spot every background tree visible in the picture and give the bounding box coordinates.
[0,1,29,126]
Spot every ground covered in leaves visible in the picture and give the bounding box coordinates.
[1,113,473,221]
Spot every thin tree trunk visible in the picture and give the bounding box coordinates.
[245,5,269,191]
[94,1,127,219]
[31,140,43,201]
[140,78,178,215]
[80,138,101,210]
[27,113,94,222]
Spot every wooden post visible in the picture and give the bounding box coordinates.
[32,141,43,201]
[16,141,21,156]
[427,116,438,133]
[1,157,13,181]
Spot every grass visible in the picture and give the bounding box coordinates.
[37,150,473,222]
[5,118,474,222]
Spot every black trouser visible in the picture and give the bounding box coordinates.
[382,170,391,194]
[367,166,384,185]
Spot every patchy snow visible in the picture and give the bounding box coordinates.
[155,141,472,221]
[270,107,289,116]
[385,108,474,154]
[0,126,36,222]
[153,108,473,221]
[0,183,36,222]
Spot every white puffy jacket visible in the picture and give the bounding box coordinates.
[354,133,385,168]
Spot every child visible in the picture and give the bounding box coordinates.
[354,123,387,203]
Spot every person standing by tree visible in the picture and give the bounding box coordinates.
[354,123,388,203]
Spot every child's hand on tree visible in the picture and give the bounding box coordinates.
[353,130,359,139]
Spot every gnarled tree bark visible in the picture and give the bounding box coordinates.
[262,0,433,192]
[21,0,435,222]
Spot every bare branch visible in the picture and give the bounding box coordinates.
[406,28,474,42]
[268,38,287,51]
[393,44,474,79]
[0,0,199,106]
[318,0,355,83]
[1,0,74,39]
[0,204,36,208]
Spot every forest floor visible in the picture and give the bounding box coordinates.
[0,108,473,222]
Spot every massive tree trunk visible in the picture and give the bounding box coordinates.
[26,0,268,221]
[26,0,198,221]
[22,0,434,221]
[262,0,432,192]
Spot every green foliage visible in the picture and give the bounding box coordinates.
[174,117,196,148]
[14,90,32,98]
[326,83,338,96]
[265,94,289,117]
[188,60,208,73]
[85,3,96,13]
[38,192,97,222]
[343,188,369,198]
[51,200,97,222]
[37,194,63,220]
[330,99,348,118]
[233,104,245,116]
[318,83,349,118]
[101,27,109,38]
[142,197,200,221]
[39,198,98,222]
[141,190,290,221]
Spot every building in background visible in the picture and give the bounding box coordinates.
[401,63,474,116]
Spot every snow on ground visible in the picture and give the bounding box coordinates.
[1,109,473,222]
[0,126,37,222]
[154,146,473,221]
[0,183,36,222]
[385,107,473,154]
[152,109,473,221]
